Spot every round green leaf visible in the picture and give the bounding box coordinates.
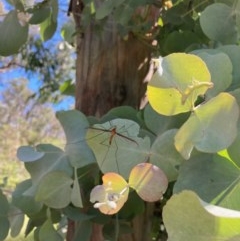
[163,191,240,241]
[56,110,96,168]
[35,171,73,209]
[217,45,240,90]
[144,104,189,136]
[175,93,239,159]
[147,53,212,116]
[129,163,168,202]
[173,153,240,210]
[17,146,45,162]
[200,3,237,44]
[29,6,51,24]
[86,119,150,179]
[163,31,201,53]
[194,51,232,98]
[0,10,28,56]
[24,144,73,196]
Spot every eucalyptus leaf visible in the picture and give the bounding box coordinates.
[63,206,95,221]
[95,0,114,20]
[24,144,72,196]
[40,14,57,41]
[12,179,42,215]
[163,31,201,53]
[72,220,92,241]
[56,110,96,168]
[144,104,189,136]
[228,117,240,167]
[39,219,63,241]
[35,171,73,209]
[175,93,239,159]
[40,0,58,41]
[173,153,240,210]
[61,20,75,45]
[194,51,232,98]
[235,0,240,35]
[95,0,126,20]
[200,3,237,44]
[163,191,240,241]
[0,190,10,241]
[0,10,28,56]
[29,6,51,24]
[8,206,24,237]
[17,146,45,162]
[71,173,83,208]
[217,45,240,90]
[147,53,212,116]
[87,119,150,179]
[150,129,185,181]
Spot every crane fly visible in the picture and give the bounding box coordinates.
[85,119,140,175]
[88,126,139,146]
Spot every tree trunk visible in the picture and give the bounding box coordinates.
[70,1,159,240]
[75,24,151,116]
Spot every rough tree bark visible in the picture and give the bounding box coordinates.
[69,0,161,240]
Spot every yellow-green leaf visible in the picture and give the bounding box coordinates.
[147,53,212,116]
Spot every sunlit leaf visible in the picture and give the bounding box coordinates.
[175,93,239,159]
[87,119,150,179]
[35,171,73,209]
[200,3,237,44]
[163,191,240,241]
[90,172,129,215]
[147,53,212,116]
[129,163,168,202]
[0,10,28,56]
[17,146,45,162]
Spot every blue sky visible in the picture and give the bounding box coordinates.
[0,0,75,111]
